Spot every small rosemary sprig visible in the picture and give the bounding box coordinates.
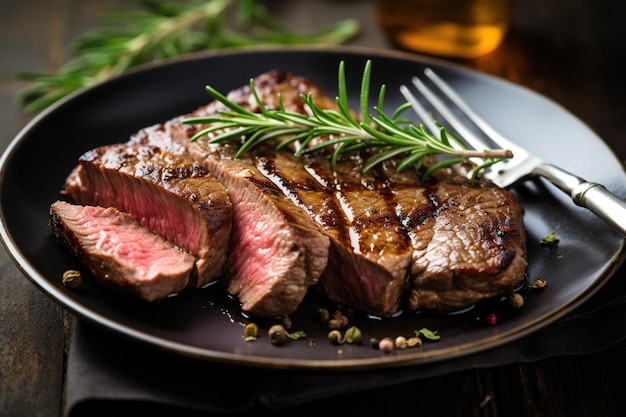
[16,0,359,113]
[183,60,512,179]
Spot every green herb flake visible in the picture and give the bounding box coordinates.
[540,231,559,247]
[287,330,307,340]
[343,326,362,344]
[417,328,440,341]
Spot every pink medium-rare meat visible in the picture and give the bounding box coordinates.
[204,152,330,318]
[50,201,196,301]
[134,130,331,318]
[63,143,232,288]
[128,71,333,318]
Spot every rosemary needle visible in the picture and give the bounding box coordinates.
[183,60,512,180]
[15,0,359,113]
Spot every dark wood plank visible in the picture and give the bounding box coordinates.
[0,0,68,412]
[0,1,122,416]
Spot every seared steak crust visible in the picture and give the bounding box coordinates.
[128,140,331,318]
[50,201,196,301]
[387,165,527,311]
[63,143,232,288]
[255,149,412,317]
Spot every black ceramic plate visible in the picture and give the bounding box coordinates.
[2,46,625,369]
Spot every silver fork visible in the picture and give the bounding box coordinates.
[400,68,626,238]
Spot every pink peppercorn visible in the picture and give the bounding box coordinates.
[486,313,497,325]
[378,337,394,353]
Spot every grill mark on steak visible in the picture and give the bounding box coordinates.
[200,150,330,318]
[255,148,412,317]
[302,154,412,316]
[63,143,232,288]
[50,201,196,301]
[380,163,527,311]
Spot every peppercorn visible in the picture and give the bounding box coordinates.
[243,323,258,341]
[327,319,342,330]
[317,308,330,323]
[369,337,380,349]
[507,293,524,308]
[486,313,497,325]
[268,324,290,345]
[394,336,407,349]
[281,316,292,329]
[378,337,394,353]
[332,310,349,327]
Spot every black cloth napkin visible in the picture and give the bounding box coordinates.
[65,267,626,417]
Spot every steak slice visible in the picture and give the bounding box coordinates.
[50,201,196,301]
[127,136,330,318]
[63,143,232,288]
[386,164,528,312]
[255,148,412,317]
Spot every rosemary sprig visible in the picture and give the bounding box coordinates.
[183,60,512,179]
[15,0,359,113]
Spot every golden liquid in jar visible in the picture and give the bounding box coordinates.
[375,0,512,58]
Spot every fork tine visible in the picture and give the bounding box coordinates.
[420,68,523,155]
[403,73,493,153]
[398,84,439,137]
[399,81,481,157]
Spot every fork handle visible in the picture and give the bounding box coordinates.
[534,163,626,238]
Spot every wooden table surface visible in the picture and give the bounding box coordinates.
[2,1,626,416]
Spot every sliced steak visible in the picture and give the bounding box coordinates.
[255,149,412,317]
[50,200,196,301]
[131,70,412,317]
[129,71,333,318]
[130,69,527,315]
[63,143,232,288]
[385,164,528,312]
[211,155,330,318]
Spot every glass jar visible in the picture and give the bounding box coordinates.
[374,0,513,58]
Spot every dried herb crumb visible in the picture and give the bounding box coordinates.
[541,231,559,246]
[62,270,82,288]
[529,279,547,289]
[417,328,440,341]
